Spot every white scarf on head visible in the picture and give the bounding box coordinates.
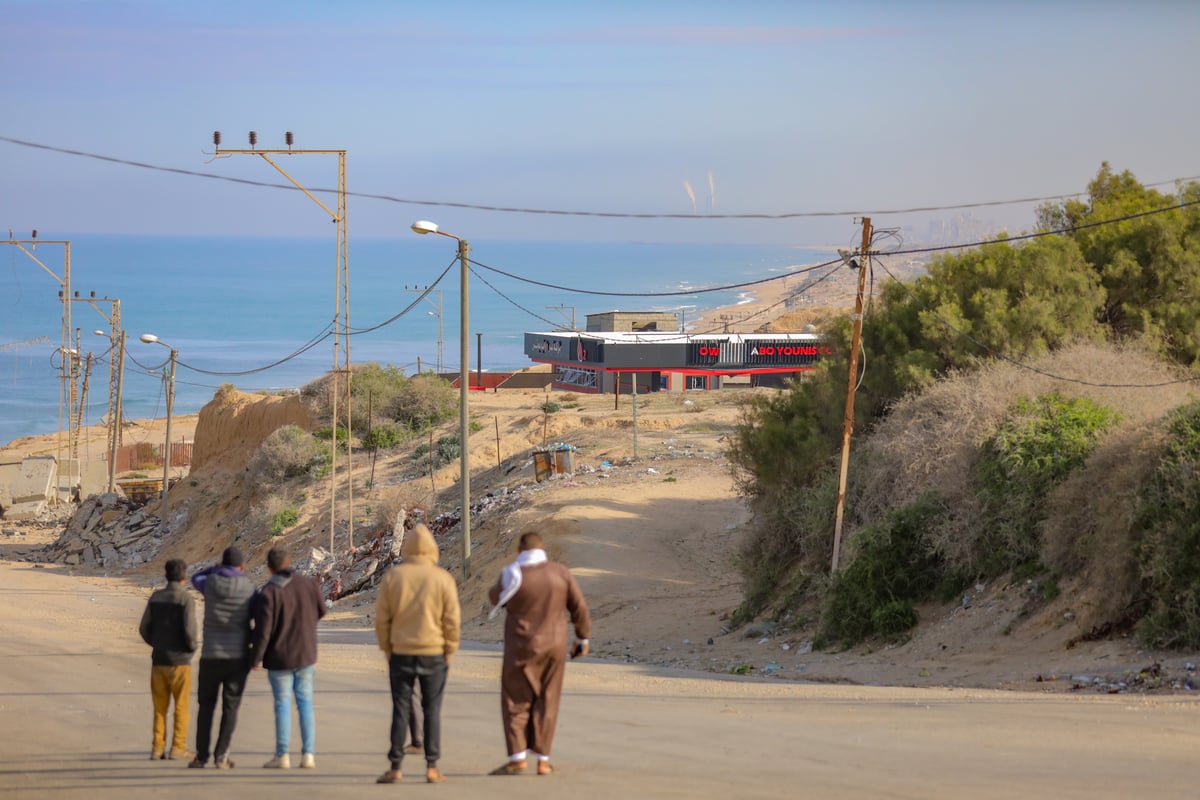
[488,548,547,620]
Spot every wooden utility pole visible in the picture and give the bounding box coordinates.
[495,416,502,470]
[831,217,872,573]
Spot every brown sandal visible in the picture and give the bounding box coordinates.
[537,761,555,775]
[426,768,447,783]
[489,760,526,775]
[376,770,402,784]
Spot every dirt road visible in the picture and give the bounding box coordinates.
[1,561,1196,800]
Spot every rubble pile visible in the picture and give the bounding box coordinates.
[311,483,539,602]
[39,493,165,568]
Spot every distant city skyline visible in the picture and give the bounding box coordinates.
[2,0,1198,247]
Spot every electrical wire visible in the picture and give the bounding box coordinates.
[878,198,1200,259]
[691,262,847,334]
[346,256,457,336]
[871,255,1199,389]
[468,256,844,298]
[467,265,563,329]
[4,134,1198,221]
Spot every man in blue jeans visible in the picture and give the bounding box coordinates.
[251,546,327,769]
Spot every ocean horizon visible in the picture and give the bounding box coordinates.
[0,234,830,446]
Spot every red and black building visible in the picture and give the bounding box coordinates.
[523,330,831,393]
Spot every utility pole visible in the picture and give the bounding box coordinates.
[831,217,873,573]
[213,131,354,553]
[4,232,73,502]
[546,304,576,331]
[406,285,443,374]
[83,296,123,493]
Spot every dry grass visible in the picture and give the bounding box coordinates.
[1040,423,1169,630]
[854,340,1195,573]
[370,484,434,534]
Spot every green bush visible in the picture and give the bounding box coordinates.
[315,425,349,444]
[733,468,839,626]
[817,494,948,647]
[541,400,561,414]
[412,433,461,469]
[1134,401,1200,648]
[362,422,404,451]
[269,506,299,535]
[348,363,408,433]
[974,393,1119,574]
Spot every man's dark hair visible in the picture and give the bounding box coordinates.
[221,546,245,567]
[267,546,290,572]
[518,532,544,552]
[164,558,187,583]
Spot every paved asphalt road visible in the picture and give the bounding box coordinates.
[1,566,1197,799]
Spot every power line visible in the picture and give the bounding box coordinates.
[691,262,847,335]
[4,134,1199,221]
[467,265,562,329]
[345,257,457,336]
[879,197,1200,259]
[468,255,843,297]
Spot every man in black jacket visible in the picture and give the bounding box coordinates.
[139,558,197,760]
[189,546,255,769]
[251,546,327,770]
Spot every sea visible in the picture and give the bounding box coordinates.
[0,234,830,447]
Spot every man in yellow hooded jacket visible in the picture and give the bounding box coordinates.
[374,523,460,785]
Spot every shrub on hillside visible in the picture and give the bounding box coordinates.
[973,393,1120,574]
[392,374,457,430]
[411,433,461,469]
[733,467,841,626]
[362,422,405,452]
[348,363,408,433]
[815,494,950,648]
[249,425,329,482]
[1133,401,1200,648]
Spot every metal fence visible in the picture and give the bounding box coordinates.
[114,441,193,472]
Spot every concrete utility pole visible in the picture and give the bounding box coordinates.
[83,296,123,493]
[213,131,354,553]
[831,217,873,573]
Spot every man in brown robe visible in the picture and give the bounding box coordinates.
[487,532,591,776]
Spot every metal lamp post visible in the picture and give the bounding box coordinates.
[410,220,472,578]
[140,334,177,531]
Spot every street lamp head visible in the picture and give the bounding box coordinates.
[93,330,107,337]
[139,334,159,344]
[837,248,861,270]
[411,220,439,235]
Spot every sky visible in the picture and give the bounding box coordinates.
[2,0,1199,246]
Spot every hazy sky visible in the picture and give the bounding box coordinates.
[2,0,1198,245]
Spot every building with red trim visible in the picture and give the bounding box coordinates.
[524,313,830,393]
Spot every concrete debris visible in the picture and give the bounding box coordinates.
[316,479,551,602]
[37,493,166,569]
